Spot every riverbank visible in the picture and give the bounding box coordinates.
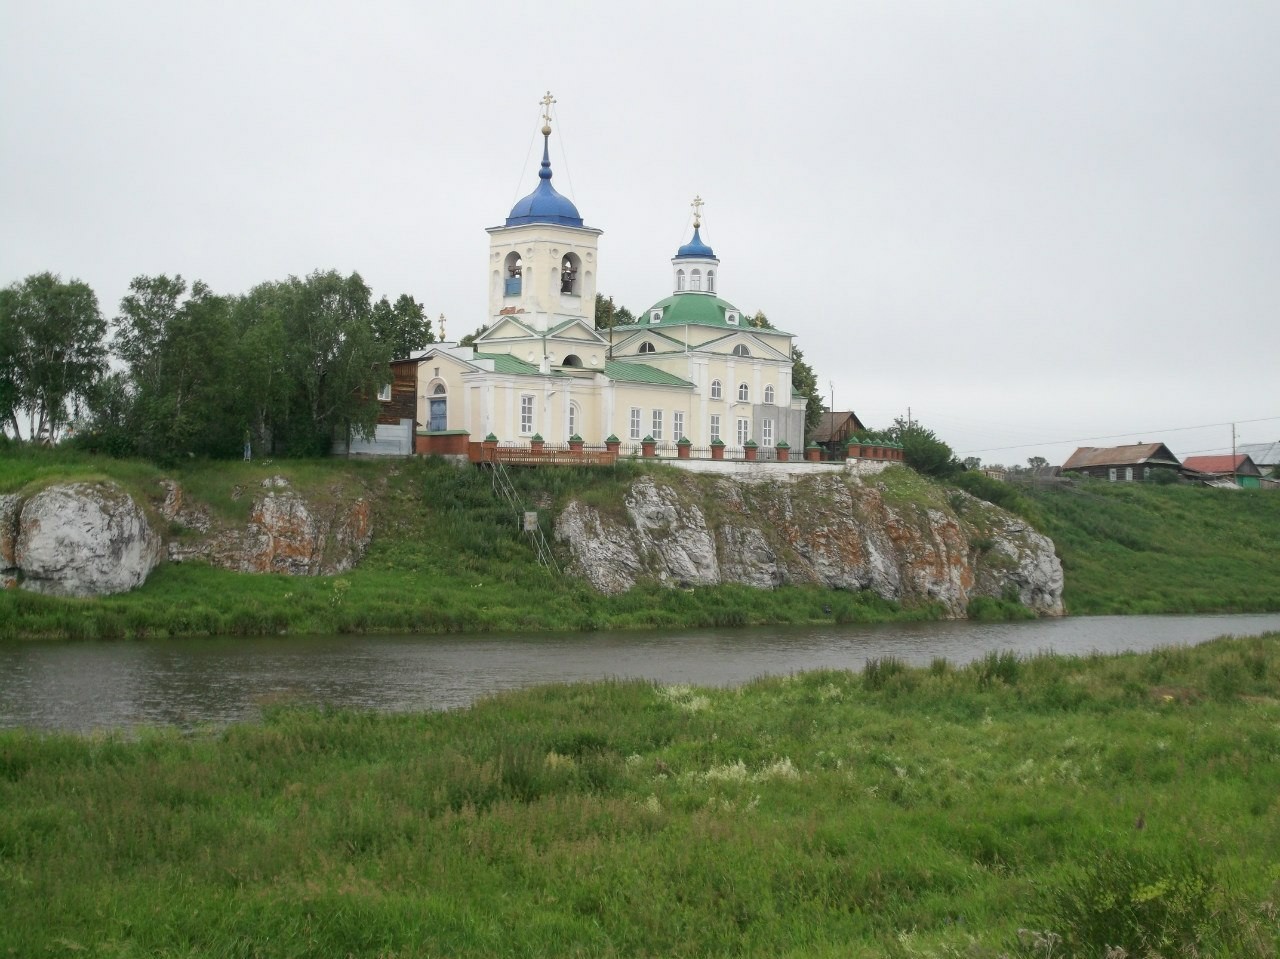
[2,449,1278,640]
[3,634,1277,956]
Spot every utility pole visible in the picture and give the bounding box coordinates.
[1232,422,1238,487]
[908,406,913,430]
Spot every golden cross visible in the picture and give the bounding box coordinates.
[540,91,556,128]
[691,194,704,228]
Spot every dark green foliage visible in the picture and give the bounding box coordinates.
[951,468,1042,525]
[0,272,106,441]
[371,292,434,358]
[884,416,961,478]
[594,292,635,329]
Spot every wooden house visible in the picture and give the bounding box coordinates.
[1061,443,1181,482]
[811,411,867,459]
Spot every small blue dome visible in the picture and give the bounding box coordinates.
[675,226,716,259]
[506,136,584,227]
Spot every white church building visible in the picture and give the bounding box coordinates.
[365,98,809,460]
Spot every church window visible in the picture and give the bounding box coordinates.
[710,379,722,400]
[736,418,750,446]
[630,407,642,439]
[638,341,656,354]
[377,383,391,402]
[520,395,535,435]
[725,310,740,325]
[673,410,684,441]
[738,382,749,402]
[433,383,446,395]
[560,253,581,295]
[562,353,583,367]
[569,401,580,436]
[710,414,721,442]
[651,410,663,441]
[762,418,773,447]
[764,384,775,404]
[676,269,686,291]
[691,269,702,291]
[649,309,663,323]
[707,270,715,293]
[732,344,750,357]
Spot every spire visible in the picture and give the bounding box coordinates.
[504,91,584,227]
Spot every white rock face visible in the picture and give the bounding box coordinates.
[554,472,1065,617]
[12,483,162,597]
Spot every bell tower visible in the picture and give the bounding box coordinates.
[485,92,603,332]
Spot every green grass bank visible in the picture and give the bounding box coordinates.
[2,447,1279,640]
[3,635,1279,957]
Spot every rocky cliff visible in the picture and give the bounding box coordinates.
[1,475,372,596]
[554,469,1064,617]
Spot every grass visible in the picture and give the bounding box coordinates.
[3,449,1279,641]
[1023,480,1280,615]
[2,634,1278,957]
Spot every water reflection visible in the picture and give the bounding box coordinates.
[3,612,1279,732]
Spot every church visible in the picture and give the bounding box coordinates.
[371,96,808,459]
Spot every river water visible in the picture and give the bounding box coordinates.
[3,613,1279,732]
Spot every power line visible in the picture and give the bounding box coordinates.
[957,414,1280,456]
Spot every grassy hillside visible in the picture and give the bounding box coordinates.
[0,451,918,640]
[2,448,1279,638]
[1024,480,1280,615]
[3,635,1278,957]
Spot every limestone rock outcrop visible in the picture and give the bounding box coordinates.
[554,471,1065,617]
[164,476,372,575]
[2,482,162,597]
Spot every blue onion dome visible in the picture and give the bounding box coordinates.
[506,130,583,227]
[675,225,715,259]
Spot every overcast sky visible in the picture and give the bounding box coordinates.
[3,1,1278,465]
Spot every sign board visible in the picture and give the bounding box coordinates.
[522,511,539,532]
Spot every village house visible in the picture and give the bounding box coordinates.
[343,96,809,461]
[1061,443,1182,482]
[1182,454,1266,489]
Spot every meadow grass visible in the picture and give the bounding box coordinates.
[1025,480,1280,615]
[2,634,1278,957]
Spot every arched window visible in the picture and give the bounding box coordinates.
[676,269,686,291]
[732,344,750,357]
[560,253,581,295]
[504,252,522,295]
[562,354,583,367]
[691,269,702,291]
[707,270,715,293]
[638,342,656,354]
[428,382,447,431]
[764,384,775,404]
[569,401,580,436]
[710,379,722,400]
[738,383,750,402]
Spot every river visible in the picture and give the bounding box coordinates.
[3,612,1279,732]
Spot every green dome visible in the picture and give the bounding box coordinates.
[641,293,745,328]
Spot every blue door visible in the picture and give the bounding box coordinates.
[429,398,447,431]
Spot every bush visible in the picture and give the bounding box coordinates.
[1022,846,1269,958]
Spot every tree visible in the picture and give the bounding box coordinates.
[0,273,106,442]
[594,293,635,330]
[789,345,825,440]
[885,415,961,478]
[459,323,490,347]
[1027,455,1048,470]
[239,271,390,455]
[371,293,433,358]
[963,456,982,471]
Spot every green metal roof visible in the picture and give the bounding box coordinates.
[472,352,554,375]
[636,293,743,328]
[604,360,693,388]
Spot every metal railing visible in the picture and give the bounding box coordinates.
[485,456,560,575]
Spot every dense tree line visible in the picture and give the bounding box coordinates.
[0,271,433,460]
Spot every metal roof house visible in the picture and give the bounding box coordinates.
[1061,443,1182,482]
[1182,454,1266,489]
